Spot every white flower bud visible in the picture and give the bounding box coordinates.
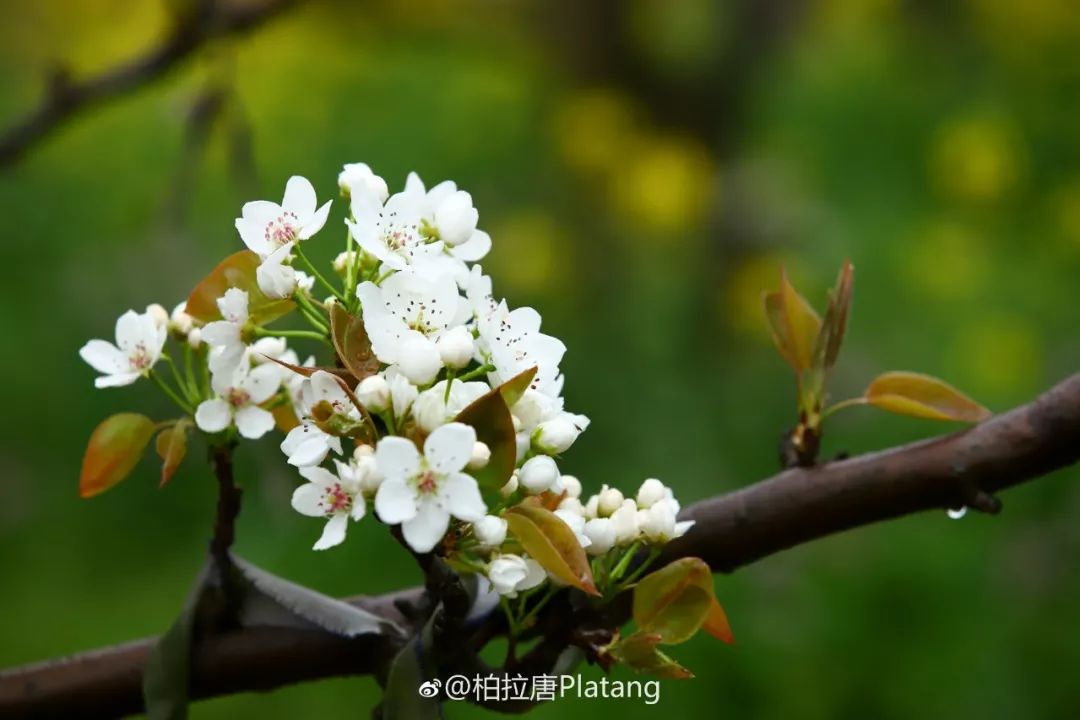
[610,499,640,545]
[413,389,449,433]
[146,303,169,329]
[519,558,547,592]
[636,478,668,509]
[398,336,442,385]
[469,441,491,470]
[356,375,390,413]
[333,250,358,275]
[437,326,474,369]
[500,473,519,497]
[339,162,389,202]
[256,259,298,299]
[584,518,616,556]
[353,443,374,459]
[515,432,530,464]
[434,190,479,246]
[356,454,383,496]
[186,326,203,349]
[558,496,585,515]
[559,474,582,499]
[488,554,529,596]
[583,494,600,519]
[597,485,624,517]
[639,499,676,542]
[169,302,194,335]
[519,455,559,494]
[554,508,592,550]
[533,413,589,454]
[511,390,553,431]
[473,515,507,547]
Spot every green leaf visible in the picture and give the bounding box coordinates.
[812,259,854,375]
[610,632,694,679]
[504,504,598,596]
[864,371,991,423]
[383,609,443,720]
[329,302,379,381]
[763,269,822,374]
[80,413,156,498]
[185,250,294,325]
[453,369,537,494]
[142,559,212,720]
[632,557,715,645]
[155,419,191,488]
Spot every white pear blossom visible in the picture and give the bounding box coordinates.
[487,554,545,597]
[356,271,469,384]
[533,412,590,454]
[412,379,488,433]
[356,374,391,413]
[560,475,582,499]
[235,175,331,259]
[338,162,389,202]
[80,309,168,388]
[256,244,300,299]
[518,455,560,494]
[291,464,365,550]
[584,518,616,556]
[473,515,508,548]
[475,297,566,399]
[554,508,592,550]
[437,325,475,369]
[596,485,625,517]
[374,423,487,553]
[636,478,676,509]
[468,441,491,470]
[279,371,355,466]
[194,363,279,439]
[610,499,641,545]
[407,173,491,262]
[201,288,249,376]
[386,367,419,422]
[639,498,694,543]
[169,302,195,337]
[146,303,169,329]
[347,183,439,272]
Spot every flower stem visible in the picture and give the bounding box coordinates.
[615,547,662,591]
[820,397,868,422]
[254,327,329,344]
[162,354,197,405]
[294,243,346,302]
[609,540,642,583]
[295,293,330,333]
[149,369,194,415]
[458,363,494,382]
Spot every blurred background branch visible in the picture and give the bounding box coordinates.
[0,0,298,166]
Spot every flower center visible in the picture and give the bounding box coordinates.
[417,469,438,495]
[264,212,299,248]
[129,343,152,371]
[322,483,353,515]
[227,388,251,407]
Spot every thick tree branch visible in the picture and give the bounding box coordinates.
[0,0,298,166]
[3,371,1078,718]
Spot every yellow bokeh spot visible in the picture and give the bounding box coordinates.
[930,116,1023,204]
[724,253,791,339]
[553,88,642,177]
[948,316,1042,397]
[904,220,987,300]
[609,136,716,236]
[486,211,564,295]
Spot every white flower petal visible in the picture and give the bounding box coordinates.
[375,477,419,524]
[234,405,275,439]
[313,512,349,550]
[438,472,486,522]
[79,340,127,374]
[424,422,476,474]
[375,436,421,479]
[282,175,317,218]
[242,363,283,404]
[291,483,327,517]
[451,230,491,262]
[114,310,144,352]
[401,500,450,553]
[195,399,232,433]
[94,372,141,388]
[299,200,332,239]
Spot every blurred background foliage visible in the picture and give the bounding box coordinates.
[1,0,1078,717]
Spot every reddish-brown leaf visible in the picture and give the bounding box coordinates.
[80,413,156,498]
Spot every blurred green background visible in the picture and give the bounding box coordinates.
[1,0,1078,717]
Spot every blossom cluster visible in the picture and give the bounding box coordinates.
[79,164,692,603]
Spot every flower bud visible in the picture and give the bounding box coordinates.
[339,162,389,202]
[256,259,297,299]
[519,455,559,494]
[333,250,357,275]
[355,453,383,495]
[469,441,491,470]
[584,518,616,556]
[437,326,474,369]
[487,554,529,596]
[434,190,479,246]
[515,432,530,464]
[413,389,449,433]
[473,515,507,547]
[511,390,553,431]
[555,508,591,550]
[146,303,169,329]
[398,336,442,386]
[186,326,203,349]
[583,493,600,519]
[597,485,624,517]
[559,474,582,498]
[533,413,589,454]
[610,499,640,545]
[169,302,194,336]
[558,496,585,515]
[356,375,390,413]
[353,443,374,459]
[639,499,676,542]
[500,473,519,497]
[636,478,668,509]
